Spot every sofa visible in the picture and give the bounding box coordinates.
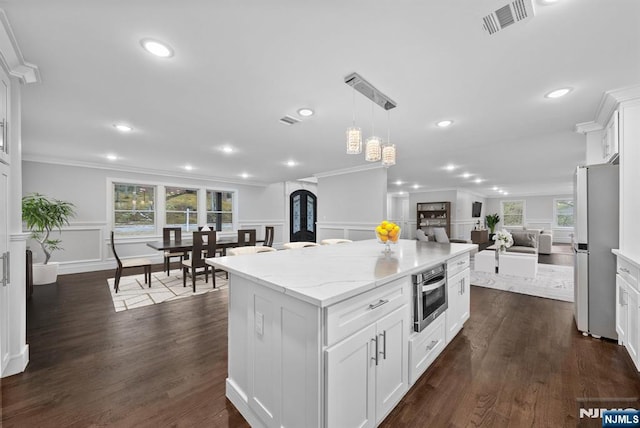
[487,228,553,255]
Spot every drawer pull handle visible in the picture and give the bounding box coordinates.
[380,331,387,360]
[369,299,389,310]
[457,261,466,266]
[620,267,631,274]
[426,340,438,351]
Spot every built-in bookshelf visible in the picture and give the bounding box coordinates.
[417,201,451,238]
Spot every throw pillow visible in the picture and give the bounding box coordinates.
[416,229,429,242]
[511,231,537,248]
[433,227,450,243]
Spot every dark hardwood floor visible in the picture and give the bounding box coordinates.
[2,257,639,427]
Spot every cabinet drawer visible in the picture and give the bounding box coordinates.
[447,253,470,278]
[408,313,446,385]
[618,258,640,291]
[325,277,410,347]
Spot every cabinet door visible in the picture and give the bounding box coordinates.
[326,324,376,428]
[0,163,9,374]
[459,269,470,325]
[0,73,8,165]
[375,305,408,423]
[616,275,628,345]
[626,284,639,369]
[445,270,464,343]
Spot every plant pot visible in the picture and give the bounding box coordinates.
[33,262,59,285]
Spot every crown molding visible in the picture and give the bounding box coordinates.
[593,84,640,126]
[0,10,40,84]
[22,155,270,187]
[313,163,384,179]
[574,121,603,134]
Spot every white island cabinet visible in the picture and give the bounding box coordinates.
[208,239,476,428]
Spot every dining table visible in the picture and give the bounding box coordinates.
[146,236,264,256]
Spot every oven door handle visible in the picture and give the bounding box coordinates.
[422,278,446,293]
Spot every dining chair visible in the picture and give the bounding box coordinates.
[110,231,152,293]
[228,246,277,256]
[320,239,353,245]
[182,230,217,292]
[282,242,320,249]
[163,227,186,276]
[237,229,257,246]
[264,226,275,247]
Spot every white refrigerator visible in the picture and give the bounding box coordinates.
[573,164,619,340]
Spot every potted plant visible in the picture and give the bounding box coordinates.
[22,193,75,285]
[485,213,501,238]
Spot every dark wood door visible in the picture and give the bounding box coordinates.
[290,190,317,242]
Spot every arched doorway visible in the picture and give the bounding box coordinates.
[289,190,317,242]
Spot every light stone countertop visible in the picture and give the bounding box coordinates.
[206,239,477,307]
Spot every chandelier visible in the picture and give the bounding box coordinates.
[345,72,397,167]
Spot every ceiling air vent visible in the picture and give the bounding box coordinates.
[279,115,300,125]
[482,0,535,35]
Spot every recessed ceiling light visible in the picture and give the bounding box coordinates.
[395,180,403,185]
[286,160,296,167]
[297,108,314,117]
[222,146,233,154]
[184,165,193,171]
[413,184,419,189]
[106,154,118,161]
[462,172,471,179]
[540,0,560,4]
[140,39,174,58]
[398,191,404,195]
[240,173,249,179]
[437,120,453,128]
[493,186,498,191]
[545,87,572,99]
[504,192,509,195]
[444,164,456,171]
[474,178,483,183]
[113,124,132,132]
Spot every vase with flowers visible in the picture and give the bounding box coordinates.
[493,229,513,253]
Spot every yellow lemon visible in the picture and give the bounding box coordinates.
[380,235,388,242]
[379,228,388,236]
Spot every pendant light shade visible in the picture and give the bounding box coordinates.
[365,136,382,162]
[381,144,396,167]
[346,127,362,154]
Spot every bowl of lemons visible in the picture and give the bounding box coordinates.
[375,220,401,252]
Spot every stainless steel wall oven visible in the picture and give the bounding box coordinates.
[413,264,447,332]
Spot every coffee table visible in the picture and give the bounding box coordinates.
[499,252,538,278]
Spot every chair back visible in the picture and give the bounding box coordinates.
[110,231,123,268]
[192,230,217,268]
[320,239,353,245]
[283,242,320,249]
[228,245,277,256]
[237,229,256,246]
[264,226,275,247]
[163,227,182,241]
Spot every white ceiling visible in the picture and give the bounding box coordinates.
[4,0,640,196]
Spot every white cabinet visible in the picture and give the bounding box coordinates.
[0,162,9,373]
[446,254,471,344]
[601,110,619,164]
[408,313,446,385]
[619,99,640,259]
[326,304,409,427]
[615,254,640,371]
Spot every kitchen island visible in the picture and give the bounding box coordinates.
[207,239,476,428]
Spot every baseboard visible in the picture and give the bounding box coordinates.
[1,344,29,378]
[226,378,264,427]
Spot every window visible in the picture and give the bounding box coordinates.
[501,200,524,227]
[555,198,574,227]
[166,187,198,232]
[113,183,156,236]
[206,190,234,231]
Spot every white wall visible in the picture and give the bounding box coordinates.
[485,193,574,243]
[316,167,387,241]
[22,161,288,273]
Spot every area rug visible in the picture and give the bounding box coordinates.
[470,259,573,302]
[106,269,228,312]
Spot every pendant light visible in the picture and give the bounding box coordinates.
[365,101,382,162]
[381,110,396,167]
[346,86,362,154]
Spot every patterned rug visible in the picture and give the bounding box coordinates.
[106,269,228,312]
[470,259,574,302]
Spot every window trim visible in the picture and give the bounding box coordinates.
[553,197,575,229]
[108,177,238,238]
[500,199,525,228]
